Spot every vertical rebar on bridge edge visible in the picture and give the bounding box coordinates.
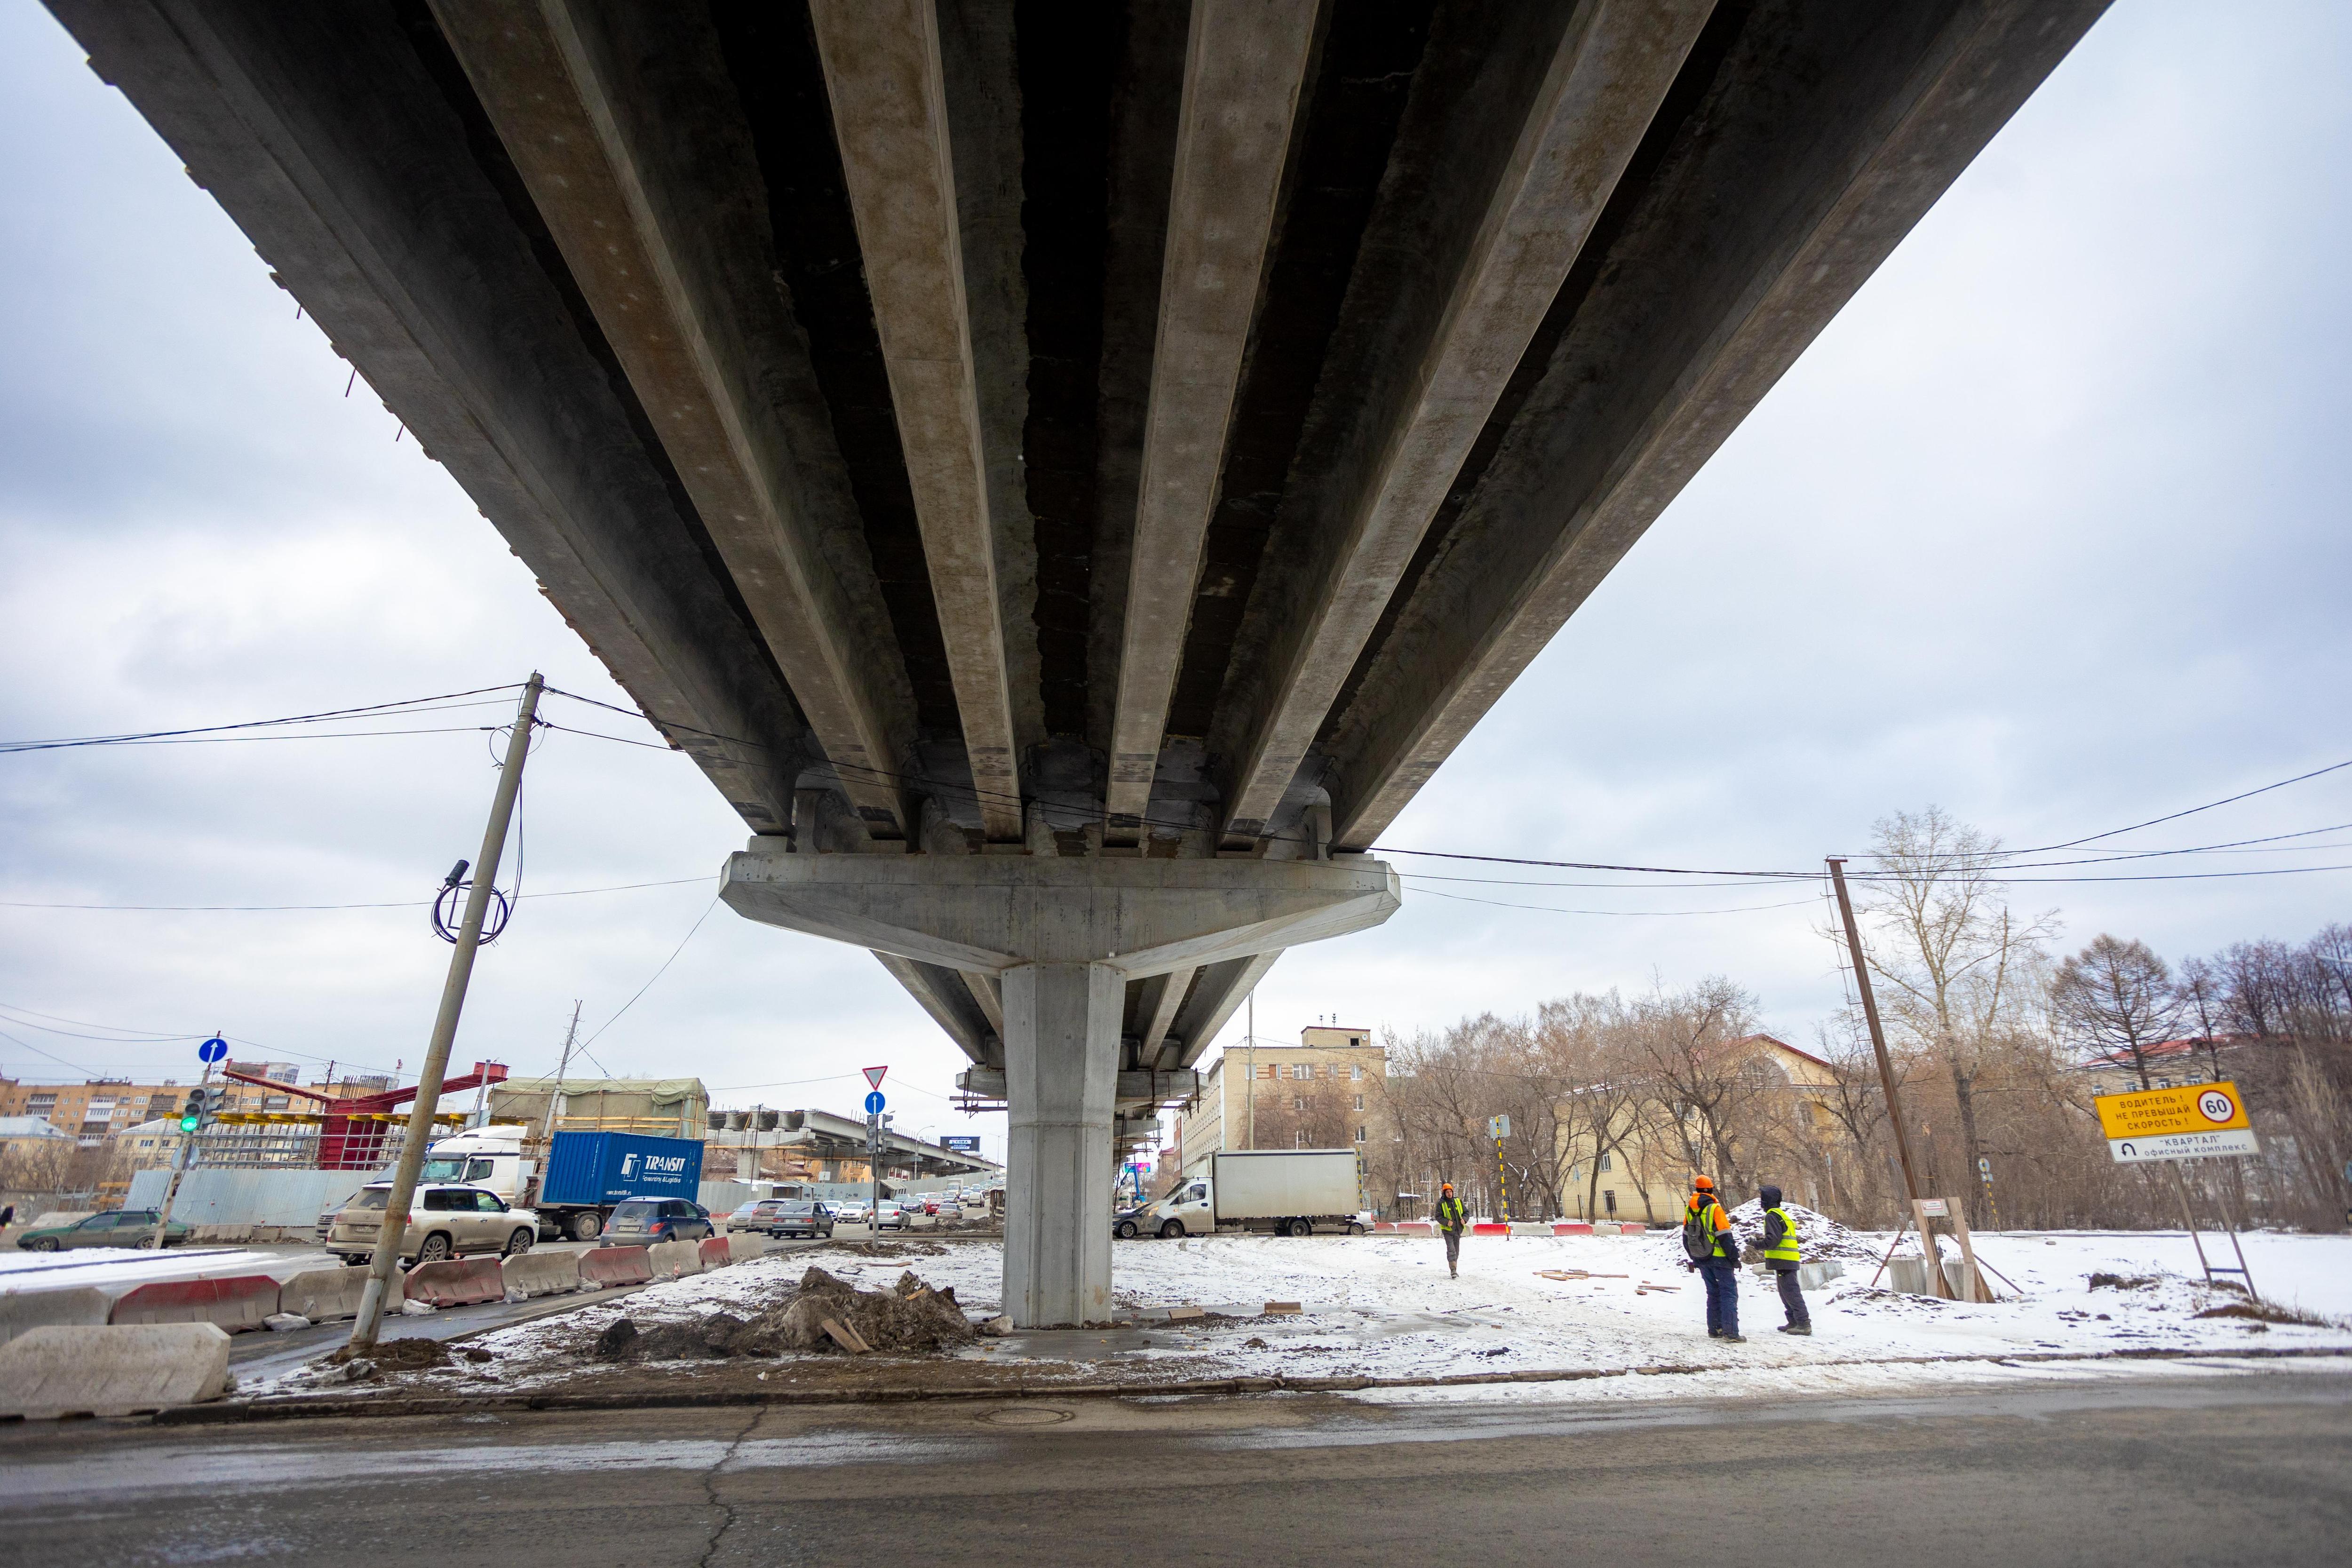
[350,674,544,1349]
[1826,858,1948,1296]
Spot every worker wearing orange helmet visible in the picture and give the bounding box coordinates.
[1681,1175,1744,1341]
[1434,1182,1468,1278]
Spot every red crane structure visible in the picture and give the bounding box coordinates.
[215,1062,509,1170]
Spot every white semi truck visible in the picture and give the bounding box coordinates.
[1114,1149,1366,1239]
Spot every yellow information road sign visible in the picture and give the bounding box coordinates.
[2095,1081,2257,1163]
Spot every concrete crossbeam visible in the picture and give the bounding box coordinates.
[1102,0,1317,833]
[955,1067,1199,1106]
[1136,964,1196,1065]
[1325,0,2111,846]
[720,849,1399,979]
[1221,0,1710,839]
[812,0,1024,841]
[435,1,918,839]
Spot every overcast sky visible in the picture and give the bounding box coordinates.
[3,3,2347,1166]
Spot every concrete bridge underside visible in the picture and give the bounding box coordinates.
[50,0,2106,1323]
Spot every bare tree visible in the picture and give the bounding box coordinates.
[1850,805,2057,1224]
[2050,935,2185,1089]
[1622,977,1769,1202]
[2173,954,2230,1081]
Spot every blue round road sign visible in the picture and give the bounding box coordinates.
[864,1090,886,1114]
[198,1038,228,1063]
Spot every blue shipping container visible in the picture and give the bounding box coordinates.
[543,1130,704,1206]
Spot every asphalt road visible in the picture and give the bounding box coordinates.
[2,1366,2344,1565]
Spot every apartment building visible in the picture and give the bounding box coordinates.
[0,1080,186,1146]
[1177,1025,1393,1183]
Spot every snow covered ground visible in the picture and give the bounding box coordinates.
[411,1226,2352,1409]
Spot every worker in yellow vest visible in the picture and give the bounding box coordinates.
[1435,1183,1468,1278]
[1756,1184,1810,1335]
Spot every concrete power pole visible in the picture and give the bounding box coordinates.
[350,674,543,1349]
[540,1000,583,1147]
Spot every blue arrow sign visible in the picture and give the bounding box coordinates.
[198,1038,227,1064]
[864,1090,886,1115]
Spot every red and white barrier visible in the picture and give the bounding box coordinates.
[109,1275,280,1333]
[579,1246,653,1287]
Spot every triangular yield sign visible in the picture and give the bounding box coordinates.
[863,1065,888,1090]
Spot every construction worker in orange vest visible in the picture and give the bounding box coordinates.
[1680,1175,1744,1342]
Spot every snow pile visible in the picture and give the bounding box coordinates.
[1642,1198,1874,1272]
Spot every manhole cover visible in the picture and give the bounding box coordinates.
[975,1406,1074,1427]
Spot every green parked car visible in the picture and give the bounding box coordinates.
[14,1210,192,1251]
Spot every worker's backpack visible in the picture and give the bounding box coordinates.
[1680,1207,1718,1263]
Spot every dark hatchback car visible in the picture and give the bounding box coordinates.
[598,1197,715,1247]
[15,1210,191,1250]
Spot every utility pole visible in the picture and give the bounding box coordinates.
[1827,859,1925,1203]
[351,675,542,1350]
[540,1001,583,1147]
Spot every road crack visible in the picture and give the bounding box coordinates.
[697,1406,764,1568]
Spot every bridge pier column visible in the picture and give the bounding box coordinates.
[1001,962,1122,1326]
[718,850,1400,1325]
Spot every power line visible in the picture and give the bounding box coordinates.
[580,895,723,1050]
[0,876,708,912]
[0,686,523,754]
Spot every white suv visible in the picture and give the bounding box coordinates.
[327,1182,538,1265]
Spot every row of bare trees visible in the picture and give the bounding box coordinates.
[1362,804,2348,1231]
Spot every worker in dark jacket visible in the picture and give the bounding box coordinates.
[1756,1185,1811,1335]
[1682,1176,1743,1341]
[1435,1183,1467,1278]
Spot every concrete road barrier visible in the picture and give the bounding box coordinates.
[1471,1222,1509,1236]
[278,1266,370,1323]
[697,1235,732,1270]
[1508,1222,1550,1237]
[646,1239,704,1279]
[579,1246,653,1287]
[1553,1223,1595,1235]
[0,1286,111,1345]
[500,1250,582,1299]
[110,1275,280,1333]
[726,1233,765,1264]
[0,1323,232,1418]
[404,1257,505,1307]
[832,1222,874,1242]
[1393,1221,1433,1235]
[1616,1224,1647,1236]
[1797,1260,1846,1291]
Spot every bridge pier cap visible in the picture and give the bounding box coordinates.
[720,849,1399,1325]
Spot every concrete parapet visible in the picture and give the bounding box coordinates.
[1553,1223,1595,1236]
[1470,1222,1509,1236]
[0,1323,231,1417]
[1796,1260,1846,1292]
[646,1239,704,1279]
[0,1286,111,1345]
[278,1266,370,1323]
[1393,1221,1433,1235]
[110,1275,279,1333]
[696,1235,732,1270]
[500,1250,582,1299]
[1507,1223,1550,1237]
[726,1233,766,1264]
[580,1246,653,1287]
[1616,1224,1647,1236]
[404,1258,505,1307]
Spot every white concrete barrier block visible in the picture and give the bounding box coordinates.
[278,1266,370,1323]
[646,1239,704,1279]
[0,1286,111,1346]
[0,1324,232,1418]
[499,1250,583,1299]
[726,1233,766,1264]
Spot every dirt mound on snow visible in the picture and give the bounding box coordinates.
[592,1266,976,1361]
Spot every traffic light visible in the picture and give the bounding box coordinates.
[178,1086,222,1133]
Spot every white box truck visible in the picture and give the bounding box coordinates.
[1115,1149,1366,1239]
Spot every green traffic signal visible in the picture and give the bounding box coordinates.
[178,1113,200,1132]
